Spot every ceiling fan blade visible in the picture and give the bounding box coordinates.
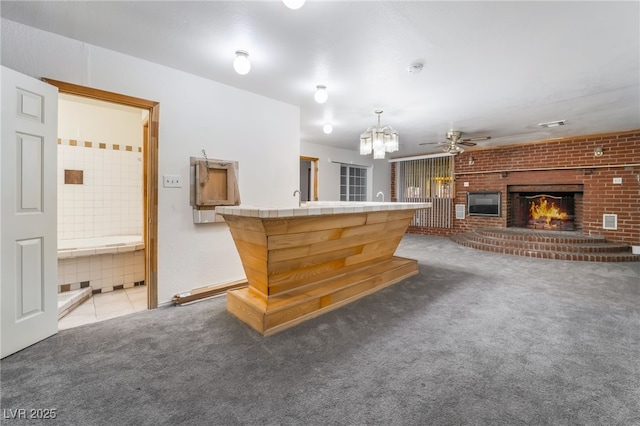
[458,141,477,147]
[418,141,445,146]
[461,136,492,142]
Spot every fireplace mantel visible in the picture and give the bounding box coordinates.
[508,184,584,193]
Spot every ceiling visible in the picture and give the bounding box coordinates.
[2,1,639,158]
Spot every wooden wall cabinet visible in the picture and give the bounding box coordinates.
[190,157,240,223]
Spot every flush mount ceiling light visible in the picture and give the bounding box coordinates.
[323,123,333,134]
[408,62,424,74]
[359,110,399,160]
[314,85,328,104]
[282,0,306,9]
[233,50,251,75]
[538,119,566,128]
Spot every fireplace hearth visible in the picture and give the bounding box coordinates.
[508,185,583,232]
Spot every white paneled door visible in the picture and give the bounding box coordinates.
[1,66,58,358]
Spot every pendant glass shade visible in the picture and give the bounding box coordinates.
[373,148,386,159]
[359,133,372,155]
[372,130,385,152]
[359,110,399,159]
[385,132,399,153]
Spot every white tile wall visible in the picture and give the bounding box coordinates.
[57,141,143,240]
[58,250,145,293]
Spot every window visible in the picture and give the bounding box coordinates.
[340,165,367,201]
[397,155,453,200]
[395,155,454,228]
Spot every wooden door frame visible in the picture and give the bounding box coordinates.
[300,156,319,201]
[42,79,159,309]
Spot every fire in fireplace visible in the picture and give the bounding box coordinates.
[513,193,575,231]
[508,185,583,232]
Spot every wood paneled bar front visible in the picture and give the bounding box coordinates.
[216,201,431,336]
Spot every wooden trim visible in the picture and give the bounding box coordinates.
[44,78,160,309]
[42,78,157,109]
[172,279,248,305]
[300,156,319,201]
[146,104,159,309]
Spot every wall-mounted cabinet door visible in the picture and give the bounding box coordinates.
[195,160,239,207]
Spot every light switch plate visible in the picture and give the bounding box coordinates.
[163,174,182,188]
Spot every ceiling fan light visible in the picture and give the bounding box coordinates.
[443,144,464,154]
[233,50,251,75]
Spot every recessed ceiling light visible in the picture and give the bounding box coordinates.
[538,120,566,128]
[323,123,333,134]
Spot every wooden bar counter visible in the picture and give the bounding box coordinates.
[216,201,431,336]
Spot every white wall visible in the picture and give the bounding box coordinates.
[58,95,144,146]
[300,141,391,202]
[2,19,300,304]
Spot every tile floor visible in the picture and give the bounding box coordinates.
[58,286,147,330]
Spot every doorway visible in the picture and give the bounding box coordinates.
[299,156,319,202]
[43,79,159,320]
[56,94,148,327]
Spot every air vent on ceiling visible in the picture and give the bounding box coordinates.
[603,214,618,230]
[538,120,566,128]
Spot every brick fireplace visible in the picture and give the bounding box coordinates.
[507,184,583,231]
[399,129,640,247]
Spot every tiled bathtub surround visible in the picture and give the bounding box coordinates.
[57,236,145,294]
[57,138,143,240]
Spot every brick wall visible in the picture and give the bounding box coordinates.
[400,129,640,246]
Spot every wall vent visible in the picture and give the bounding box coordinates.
[603,214,618,230]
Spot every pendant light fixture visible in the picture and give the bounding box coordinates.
[359,110,399,159]
[233,50,251,75]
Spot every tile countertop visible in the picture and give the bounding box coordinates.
[215,201,432,219]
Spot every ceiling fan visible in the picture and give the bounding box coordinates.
[420,130,491,154]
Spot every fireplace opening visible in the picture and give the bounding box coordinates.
[515,193,575,230]
[508,185,583,231]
